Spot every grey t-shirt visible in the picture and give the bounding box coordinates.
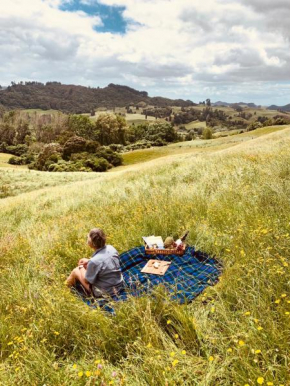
[85,245,124,297]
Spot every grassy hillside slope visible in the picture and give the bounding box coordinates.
[0,128,289,385]
[0,167,102,198]
[121,125,288,166]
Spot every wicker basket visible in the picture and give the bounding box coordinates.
[145,244,186,256]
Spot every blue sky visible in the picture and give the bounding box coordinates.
[60,1,127,34]
[0,0,290,105]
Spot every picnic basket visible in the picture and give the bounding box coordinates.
[145,244,186,256]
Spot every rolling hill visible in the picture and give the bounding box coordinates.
[0,126,289,384]
[0,82,194,113]
[267,103,290,112]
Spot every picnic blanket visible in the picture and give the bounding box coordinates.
[74,246,221,311]
[120,246,221,303]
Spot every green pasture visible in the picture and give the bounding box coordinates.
[0,168,100,199]
[0,153,14,168]
[0,153,28,169]
[22,109,61,115]
[184,121,207,130]
[0,126,289,385]
[121,125,288,166]
[87,111,162,125]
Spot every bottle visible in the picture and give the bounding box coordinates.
[175,230,189,249]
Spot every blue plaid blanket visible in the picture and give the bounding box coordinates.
[119,246,221,303]
[75,246,221,311]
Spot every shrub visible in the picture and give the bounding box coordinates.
[6,144,28,156]
[63,136,101,159]
[33,143,63,171]
[202,128,213,139]
[152,138,166,146]
[85,157,110,172]
[8,156,23,165]
[63,136,87,160]
[95,147,123,167]
[109,144,124,152]
[247,121,262,131]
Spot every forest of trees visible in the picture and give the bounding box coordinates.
[0,109,179,172]
[0,82,194,113]
[172,106,290,130]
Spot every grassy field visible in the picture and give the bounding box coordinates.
[191,105,290,123]
[22,109,61,115]
[184,121,207,130]
[0,167,101,198]
[0,153,30,170]
[0,126,289,385]
[0,153,16,168]
[121,125,288,166]
[86,110,163,125]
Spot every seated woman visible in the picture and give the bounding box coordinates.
[66,228,124,299]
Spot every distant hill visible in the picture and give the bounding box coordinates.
[267,103,290,112]
[212,101,260,108]
[212,101,231,107]
[0,82,194,113]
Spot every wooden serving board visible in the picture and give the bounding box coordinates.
[141,259,171,275]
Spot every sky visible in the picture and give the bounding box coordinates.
[0,0,289,105]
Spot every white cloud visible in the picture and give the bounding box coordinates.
[0,0,289,104]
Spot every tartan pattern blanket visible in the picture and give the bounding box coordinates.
[119,246,221,303]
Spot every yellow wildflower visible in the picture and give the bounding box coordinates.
[267,383,273,385]
[227,348,233,353]
[238,340,245,346]
[78,371,83,377]
[257,326,263,331]
[172,359,179,367]
[209,356,214,361]
[257,377,264,384]
[244,311,251,316]
[275,299,281,304]
[181,350,186,355]
[255,350,261,354]
[170,352,175,357]
[146,343,152,348]
[281,294,287,298]
[167,320,172,325]
[85,371,91,377]
[174,334,179,339]
[72,364,77,369]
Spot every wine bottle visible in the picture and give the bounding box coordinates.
[175,230,189,246]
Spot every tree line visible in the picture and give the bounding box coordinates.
[0,82,194,113]
[0,110,179,172]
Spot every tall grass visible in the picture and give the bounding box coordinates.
[0,168,100,198]
[0,128,289,385]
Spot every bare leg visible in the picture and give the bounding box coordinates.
[66,267,91,294]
